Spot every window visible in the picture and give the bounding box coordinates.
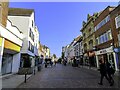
[97,29,112,45]
[104,33,108,42]
[107,30,112,40]
[89,40,93,50]
[95,15,110,31]
[99,35,103,44]
[96,38,98,45]
[32,20,33,27]
[89,28,91,35]
[83,33,86,38]
[29,28,31,37]
[28,41,31,51]
[115,15,120,29]
[28,41,34,53]
[29,28,34,42]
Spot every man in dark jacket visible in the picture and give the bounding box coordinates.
[98,58,111,85]
[105,60,115,86]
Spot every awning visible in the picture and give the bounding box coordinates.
[4,39,21,52]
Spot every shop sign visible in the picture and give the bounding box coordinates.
[95,47,113,55]
[100,50,107,54]
[4,39,21,52]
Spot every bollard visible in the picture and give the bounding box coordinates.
[24,72,27,83]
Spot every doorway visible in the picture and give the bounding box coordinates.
[2,54,13,75]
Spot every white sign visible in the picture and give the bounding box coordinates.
[95,47,113,55]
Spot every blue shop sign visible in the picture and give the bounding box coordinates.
[114,47,120,53]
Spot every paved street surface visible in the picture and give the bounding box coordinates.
[18,64,119,88]
[2,74,32,88]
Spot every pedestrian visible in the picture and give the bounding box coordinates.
[105,60,115,86]
[98,58,111,85]
[73,57,77,67]
[54,60,57,66]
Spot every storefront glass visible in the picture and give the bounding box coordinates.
[2,54,13,75]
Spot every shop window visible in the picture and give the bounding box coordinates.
[108,53,115,68]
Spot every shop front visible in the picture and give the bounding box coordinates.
[95,46,118,71]
[1,39,21,75]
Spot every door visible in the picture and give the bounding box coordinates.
[2,54,13,75]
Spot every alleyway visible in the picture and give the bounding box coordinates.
[18,64,119,88]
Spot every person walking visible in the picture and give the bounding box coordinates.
[105,60,115,86]
[98,58,111,85]
[54,60,57,66]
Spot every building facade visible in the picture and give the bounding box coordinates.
[110,5,120,71]
[94,6,119,71]
[73,36,83,65]
[0,3,23,75]
[8,8,37,69]
[81,13,99,67]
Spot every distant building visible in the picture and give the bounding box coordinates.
[73,36,83,64]
[81,13,99,67]
[43,45,50,59]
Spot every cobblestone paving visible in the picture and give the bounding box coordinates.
[17,64,119,88]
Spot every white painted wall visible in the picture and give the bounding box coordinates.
[12,53,21,73]
[34,26,39,56]
[8,16,29,35]
[0,24,23,47]
[8,16,30,54]
[6,20,23,40]
[0,37,4,75]
[8,14,36,56]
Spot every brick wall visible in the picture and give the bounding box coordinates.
[0,2,9,27]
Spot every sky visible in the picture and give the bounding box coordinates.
[9,2,118,57]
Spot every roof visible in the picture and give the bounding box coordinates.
[73,35,82,46]
[74,35,81,42]
[8,8,34,16]
[110,5,120,15]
